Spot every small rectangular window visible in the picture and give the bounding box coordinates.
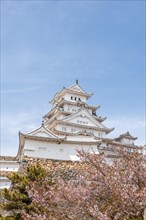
[62,127,66,131]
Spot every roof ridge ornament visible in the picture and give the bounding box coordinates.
[42,120,44,126]
[76,79,78,84]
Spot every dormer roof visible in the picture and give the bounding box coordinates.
[49,81,93,104]
[68,81,87,93]
[115,131,137,141]
[49,106,114,134]
[61,106,105,127]
[93,115,107,122]
[44,99,100,120]
[27,125,59,139]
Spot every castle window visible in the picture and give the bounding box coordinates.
[75,97,77,100]
[62,127,66,131]
[71,96,73,100]
[38,147,46,150]
[78,98,81,101]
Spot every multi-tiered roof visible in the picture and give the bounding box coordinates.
[43,80,114,139]
[16,81,140,161]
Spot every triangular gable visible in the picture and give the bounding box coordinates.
[66,130,102,142]
[74,130,98,138]
[28,126,58,138]
[115,131,137,141]
[68,83,86,94]
[62,107,106,129]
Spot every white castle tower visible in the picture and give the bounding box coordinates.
[0,81,142,188]
[17,80,115,161]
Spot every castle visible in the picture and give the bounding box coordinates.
[0,81,142,189]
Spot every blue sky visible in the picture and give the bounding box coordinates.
[1,0,145,156]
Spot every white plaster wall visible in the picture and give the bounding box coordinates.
[23,139,99,160]
[32,131,52,138]
[121,138,134,145]
[0,161,20,171]
[0,177,11,189]
[56,124,70,133]
[69,116,93,126]
[64,104,79,113]
[69,116,104,128]
[67,135,97,142]
[55,124,106,139]
[64,93,87,103]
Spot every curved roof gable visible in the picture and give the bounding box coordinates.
[68,82,87,94]
[27,126,59,139]
[115,131,137,141]
[61,107,107,129]
[73,130,100,139]
[50,81,92,104]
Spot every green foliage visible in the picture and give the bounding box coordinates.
[0,163,47,219]
[0,213,21,220]
[0,155,145,220]
[26,163,46,181]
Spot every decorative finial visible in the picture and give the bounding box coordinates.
[42,119,44,126]
[76,79,78,84]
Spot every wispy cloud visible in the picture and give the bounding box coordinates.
[1,110,41,156]
[1,86,42,94]
[1,111,40,134]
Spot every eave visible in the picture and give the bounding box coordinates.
[93,115,107,122]
[57,99,100,110]
[18,132,101,148]
[101,137,141,149]
[49,88,93,104]
[44,100,100,121]
[16,132,66,160]
[53,128,101,139]
[49,120,114,134]
[115,131,137,141]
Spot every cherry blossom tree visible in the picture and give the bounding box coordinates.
[1,148,146,220]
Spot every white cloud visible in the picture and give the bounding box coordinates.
[0,110,41,156]
[1,86,42,94]
[1,111,40,134]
